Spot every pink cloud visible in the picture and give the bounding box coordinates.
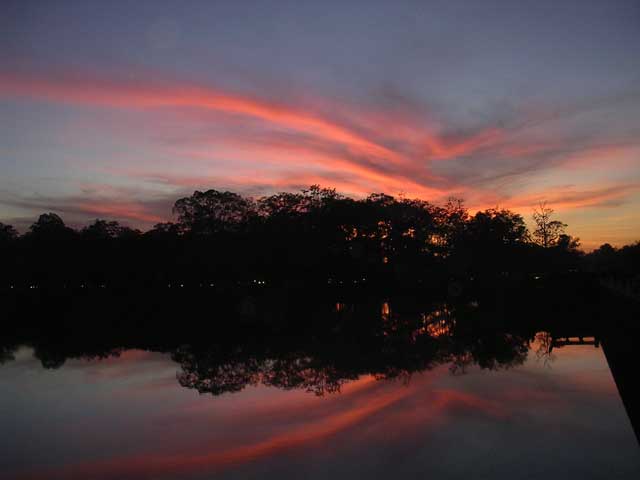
[1,68,638,246]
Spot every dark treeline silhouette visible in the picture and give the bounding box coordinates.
[3,185,630,290]
[586,241,640,275]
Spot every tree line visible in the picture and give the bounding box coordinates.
[0,186,636,288]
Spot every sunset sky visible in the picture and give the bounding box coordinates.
[1,0,639,249]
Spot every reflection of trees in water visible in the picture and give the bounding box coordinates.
[534,331,555,367]
[1,291,602,397]
[174,351,358,396]
[447,333,529,375]
[0,346,15,365]
[413,304,456,340]
[33,344,125,370]
[170,300,533,396]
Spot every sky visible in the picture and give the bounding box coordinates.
[1,0,639,249]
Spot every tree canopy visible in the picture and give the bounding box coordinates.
[0,186,629,288]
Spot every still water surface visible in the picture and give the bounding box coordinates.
[1,338,638,479]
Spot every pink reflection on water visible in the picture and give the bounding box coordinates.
[2,343,639,480]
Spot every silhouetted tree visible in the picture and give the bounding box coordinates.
[25,213,76,242]
[173,190,257,234]
[586,241,640,274]
[435,197,469,256]
[146,221,183,238]
[0,222,18,243]
[556,233,581,252]
[448,208,529,276]
[81,219,140,240]
[532,202,567,248]
[257,191,308,218]
[468,208,528,246]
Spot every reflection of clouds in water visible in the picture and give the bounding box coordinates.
[66,349,176,379]
[8,347,640,480]
[0,346,44,371]
[0,347,179,392]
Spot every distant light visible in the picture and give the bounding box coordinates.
[180,284,184,288]
[209,283,214,287]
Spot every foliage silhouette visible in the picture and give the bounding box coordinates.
[532,202,577,248]
[0,222,18,244]
[2,186,625,290]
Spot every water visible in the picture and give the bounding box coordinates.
[1,337,638,479]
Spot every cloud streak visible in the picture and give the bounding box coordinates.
[0,69,500,190]
[0,70,492,163]
[1,68,639,246]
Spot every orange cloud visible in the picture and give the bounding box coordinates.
[421,128,503,160]
[506,183,639,211]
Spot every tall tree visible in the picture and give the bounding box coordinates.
[532,202,566,248]
[26,213,76,241]
[173,190,257,234]
[0,222,18,243]
[81,219,140,240]
[468,209,529,246]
